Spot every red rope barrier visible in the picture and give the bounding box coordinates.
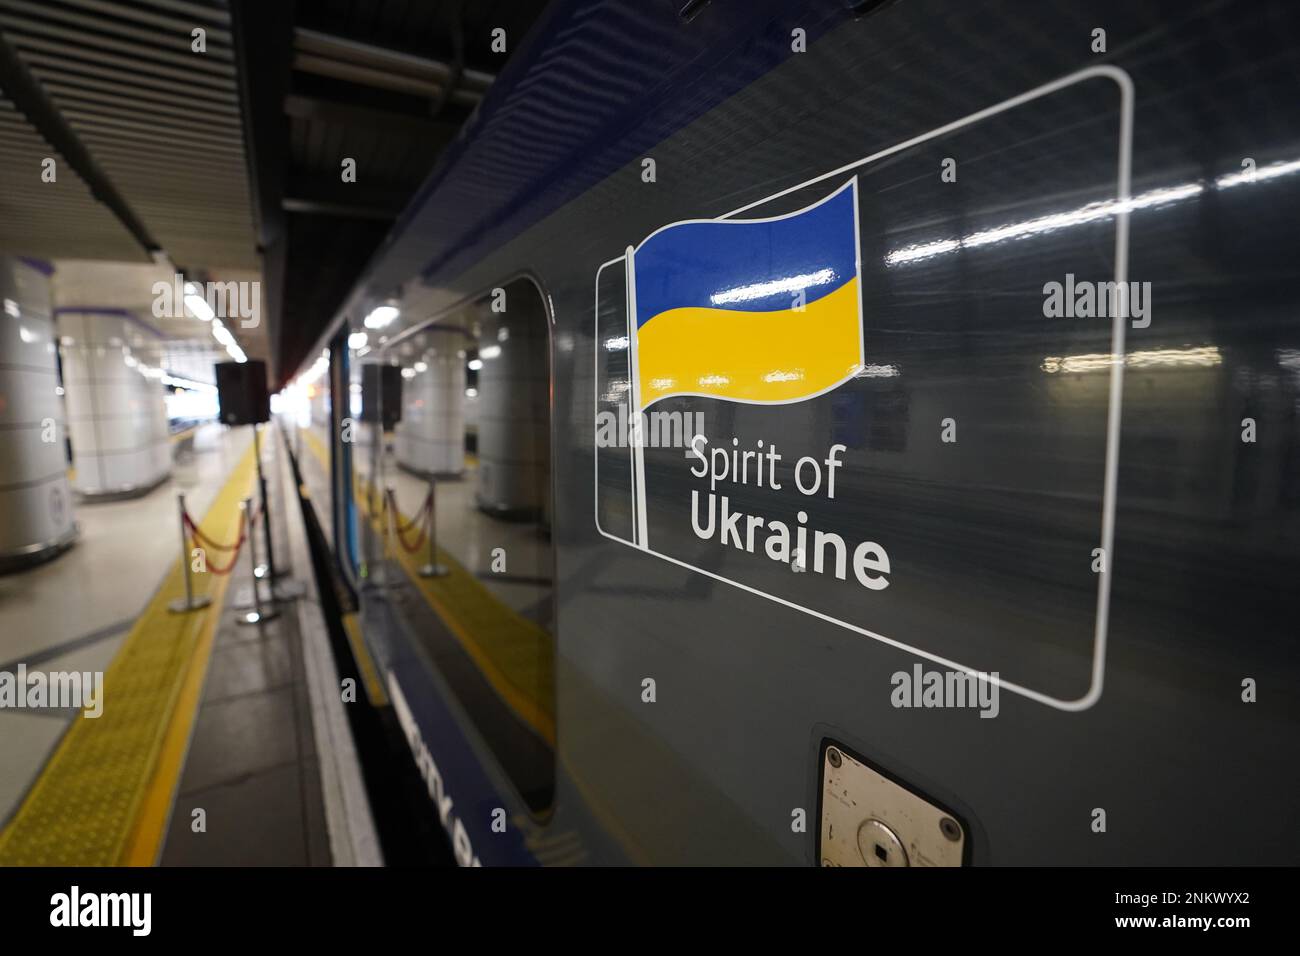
[386,488,431,534]
[184,499,259,547]
[394,521,427,554]
[384,488,433,553]
[200,530,246,576]
[181,505,256,576]
[184,513,240,551]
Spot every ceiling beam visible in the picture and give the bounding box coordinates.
[293,53,481,105]
[229,0,295,386]
[294,27,494,93]
[282,92,460,141]
[0,27,160,258]
[281,177,409,221]
[281,197,400,221]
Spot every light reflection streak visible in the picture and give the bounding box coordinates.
[886,157,1299,267]
[855,363,901,378]
[710,268,836,306]
[1042,346,1222,374]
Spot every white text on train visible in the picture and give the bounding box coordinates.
[388,673,482,867]
[688,436,891,589]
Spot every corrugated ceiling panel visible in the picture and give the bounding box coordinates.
[0,0,258,269]
[0,93,147,261]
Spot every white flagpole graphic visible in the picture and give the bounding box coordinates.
[624,246,649,549]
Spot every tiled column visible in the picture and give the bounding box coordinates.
[57,308,170,497]
[475,300,549,520]
[0,257,77,569]
[395,328,465,477]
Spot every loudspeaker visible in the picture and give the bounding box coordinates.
[361,363,402,429]
[215,360,269,425]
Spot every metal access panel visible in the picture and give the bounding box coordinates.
[819,743,966,867]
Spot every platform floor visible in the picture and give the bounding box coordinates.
[160,430,330,866]
[0,422,346,866]
[0,424,250,826]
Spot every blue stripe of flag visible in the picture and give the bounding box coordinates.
[633,181,857,327]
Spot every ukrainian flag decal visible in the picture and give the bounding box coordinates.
[629,178,863,410]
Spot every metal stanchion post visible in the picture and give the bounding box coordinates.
[419,476,448,578]
[239,497,278,625]
[379,485,397,589]
[250,422,304,602]
[168,493,211,613]
[253,423,281,580]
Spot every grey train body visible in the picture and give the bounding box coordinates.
[320,0,1300,865]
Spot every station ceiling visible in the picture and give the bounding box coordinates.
[0,0,551,387]
[0,0,263,365]
[235,0,551,388]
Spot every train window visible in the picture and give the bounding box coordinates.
[354,278,555,814]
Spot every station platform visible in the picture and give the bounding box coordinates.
[0,423,376,866]
[0,415,547,868]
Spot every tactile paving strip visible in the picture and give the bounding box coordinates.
[0,444,257,865]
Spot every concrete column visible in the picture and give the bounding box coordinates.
[57,308,170,497]
[475,299,549,520]
[395,328,465,477]
[0,257,77,570]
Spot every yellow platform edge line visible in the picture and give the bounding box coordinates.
[301,429,556,746]
[342,613,389,707]
[123,443,258,866]
[387,529,557,747]
[0,442,258,866]
[352,469,556,746]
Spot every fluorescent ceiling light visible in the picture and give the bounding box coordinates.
[184,292,215,322]
[363,305,399,329]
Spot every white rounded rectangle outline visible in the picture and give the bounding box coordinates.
[593,65,1134,712]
